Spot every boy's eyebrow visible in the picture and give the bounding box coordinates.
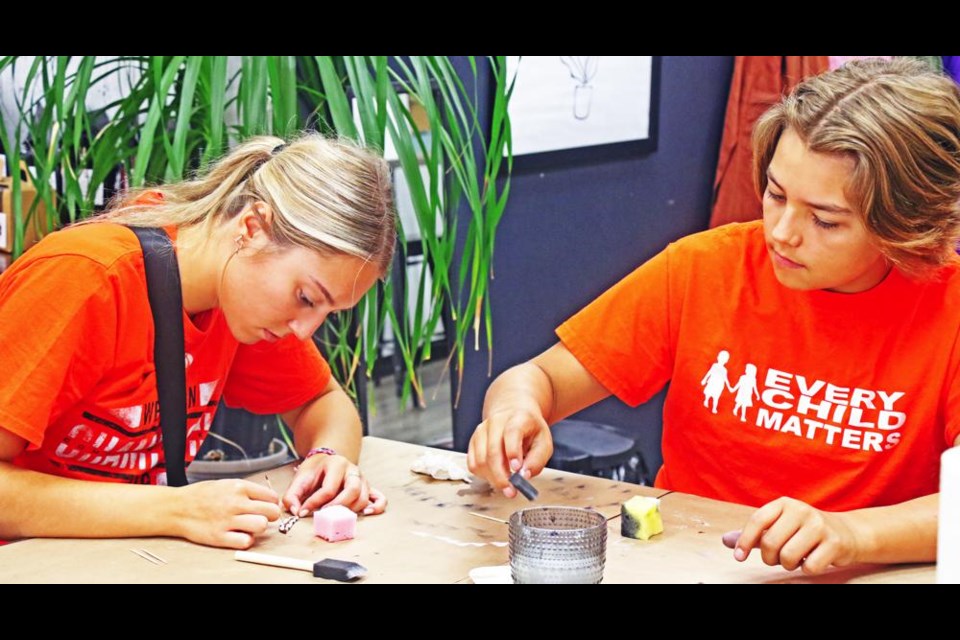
[767,170,852,214]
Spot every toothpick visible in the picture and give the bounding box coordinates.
[468,511,508,525]
[140,549,168,564]
[265,473,285,509]
[130,548,163,565]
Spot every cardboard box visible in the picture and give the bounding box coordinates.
[0,167,52,254]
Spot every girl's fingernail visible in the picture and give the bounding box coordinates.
[734,548,746,561]
[363,507,374,515]
[509,459,521,473]
[299,509,309,517]
[502,487,514,498]
[521,468,531,479]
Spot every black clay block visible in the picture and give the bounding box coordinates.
[509,471,539,501]
[312,558,367,581]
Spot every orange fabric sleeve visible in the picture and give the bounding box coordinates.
[0,255,118,446]
[556,244,676,407]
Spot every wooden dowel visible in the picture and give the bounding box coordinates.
[235,550,313,573]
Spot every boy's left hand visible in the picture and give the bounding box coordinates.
[731,496,862,575]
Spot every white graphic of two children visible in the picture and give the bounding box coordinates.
[700,350,759,422]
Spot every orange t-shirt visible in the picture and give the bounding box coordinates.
[557,221,960,511]
[0,222,331,484]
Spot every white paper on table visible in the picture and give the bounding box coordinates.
[469,565,512,584]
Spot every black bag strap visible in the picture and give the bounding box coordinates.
[127,226,188,487]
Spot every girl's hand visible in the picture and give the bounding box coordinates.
[283,454,387,517]
[177,479,281,549]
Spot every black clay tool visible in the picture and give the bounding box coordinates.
[509,471,539,501]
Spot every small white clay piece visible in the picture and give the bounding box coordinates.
[411,452,471,483]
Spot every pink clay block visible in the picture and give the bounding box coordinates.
[313,505,357,542]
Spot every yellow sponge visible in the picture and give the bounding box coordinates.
[621,496,664,540]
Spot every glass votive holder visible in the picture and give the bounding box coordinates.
[508,506,607,584]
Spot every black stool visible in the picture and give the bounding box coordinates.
[547,419,641,482]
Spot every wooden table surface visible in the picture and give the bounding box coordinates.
[0,437,934,583]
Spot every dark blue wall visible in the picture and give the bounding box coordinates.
[450,56,735,478]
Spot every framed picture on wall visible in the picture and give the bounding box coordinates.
[506,56,661,171]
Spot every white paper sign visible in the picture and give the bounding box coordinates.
[507,56,653,156]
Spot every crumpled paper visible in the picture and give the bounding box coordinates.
[411,452,471,482]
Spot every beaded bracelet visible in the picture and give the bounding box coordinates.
[302,446,337,461]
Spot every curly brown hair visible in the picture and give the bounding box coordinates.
[753,58,960,277]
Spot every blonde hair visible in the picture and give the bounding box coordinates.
[100,132,396,275]
[753,57,960,276]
